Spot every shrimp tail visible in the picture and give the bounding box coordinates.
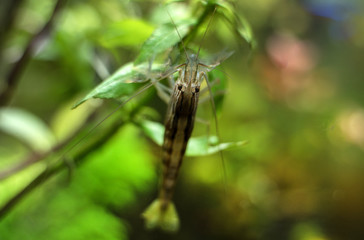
[141,199,179,232]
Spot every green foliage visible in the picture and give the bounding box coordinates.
[3,0,364,239]
[0,125,155,240]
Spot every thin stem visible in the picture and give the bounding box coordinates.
[0,0,25,57]
[0,111,98,181]
[0,118,125,219]
[0,0,68,106]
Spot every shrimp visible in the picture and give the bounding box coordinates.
[142,7,229,232]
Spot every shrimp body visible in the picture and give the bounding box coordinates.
[160,57,201,209]
[142,56,206,232]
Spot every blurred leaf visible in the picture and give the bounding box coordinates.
[139,120,247,156]
[217,1,256,48]
[52,202,126,240]
[37,31,94,89]
[236,14,256,49]
[134,18,197,64]
[99,19,154,48]
[59,3,101,35]
[0,190,127,240]
[208,65,229,114]
[187,135,248,156]
[163,0,185,4]
[0,108,55,152]
[73,62,166,108]
[73,125,156,206]
[51,97,101,141]
[140,119,165,146]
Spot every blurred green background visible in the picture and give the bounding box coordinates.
[1,0,364,239]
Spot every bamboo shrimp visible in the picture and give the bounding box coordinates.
[141,7,230,232]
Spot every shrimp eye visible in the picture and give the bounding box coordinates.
[178,85,182,91]
[195,87,200,93]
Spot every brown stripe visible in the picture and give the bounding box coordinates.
[183,93,195,142]
[180,93,197,156]
[168,91,182,151]
[162,143,173,154]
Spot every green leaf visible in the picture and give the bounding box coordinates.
[186,135,248,156]
[73,62,166,108]
[99,19,154,48]
[236,14,256,49]
[134,18,196,64]
[139,120,247,157]
[0,108,56,152]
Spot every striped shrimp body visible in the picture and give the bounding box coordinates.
[142,54,211,232]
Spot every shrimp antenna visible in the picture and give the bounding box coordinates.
[197,7,217,59]
[206,76,228,193]
[197,6,228,192]
[166,8,189,60]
